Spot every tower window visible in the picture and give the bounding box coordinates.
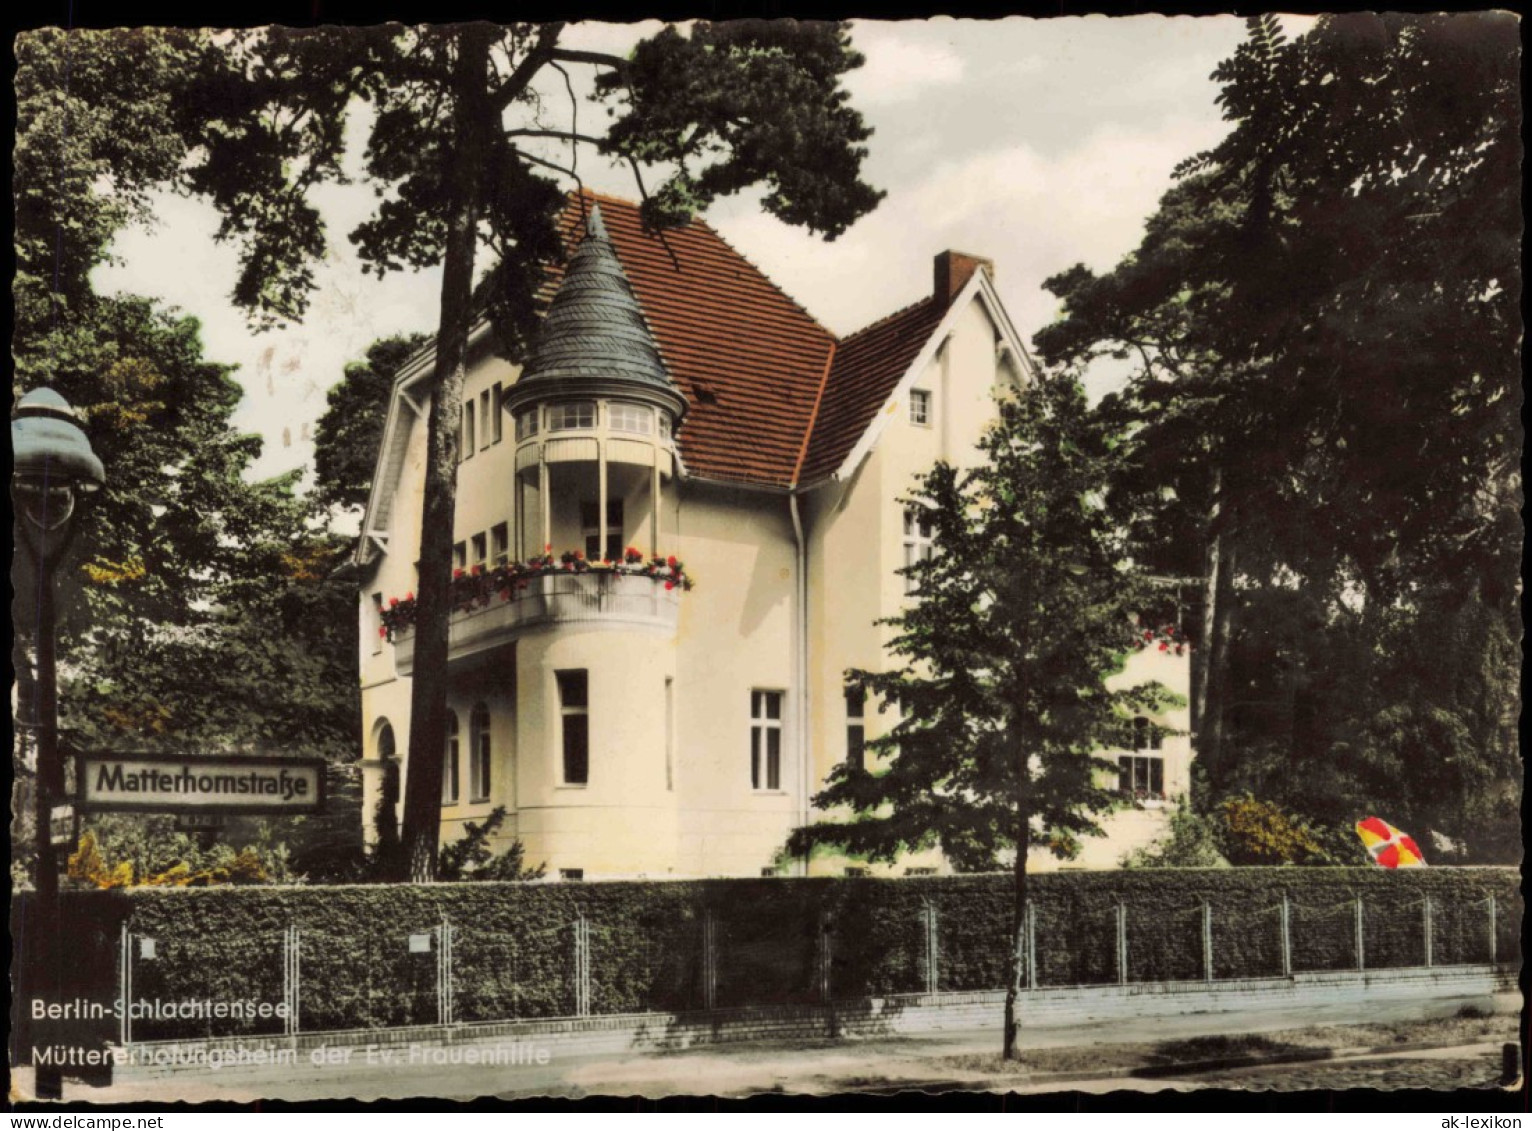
[515,408,539,441]
[751,690,783,791]
[557,670,589,785]
[609,403,653,434]
[547,401,596,431]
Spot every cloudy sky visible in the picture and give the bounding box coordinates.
[96,17,1313,484]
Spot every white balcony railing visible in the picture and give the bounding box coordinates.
[394,570,680,674]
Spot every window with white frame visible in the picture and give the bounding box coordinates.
[453,542,468,571]
[461,400,476,460]
[479,390,492,450]
[909,388,931,426]
[1118,716,1164,799]
[902,509,934,594]
[470,702,491,801]
[491,522,509,566]
[658,411,672,440]
[547,401,596,431]
[609,403,653,435]
[371,592,384,653]
[471,532,487,569]
[845,685,866,771]
[751,690,783,791]
[442,711,460,804]
[515,407,539,441]
[557,670,589,785]
[491,383,504,443]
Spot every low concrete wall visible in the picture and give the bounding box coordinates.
[113,963,1517,1078]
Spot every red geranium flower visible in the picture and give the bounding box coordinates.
[664,580,675,591]
[378,627,387,638]
[667,555,678,568]
[1159,642,1169,652]
[453,568,464,579]
[388,598,399,607]
[405,591,414,601]
[472,564,483,575]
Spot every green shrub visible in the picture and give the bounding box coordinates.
[31,867,1518,1040]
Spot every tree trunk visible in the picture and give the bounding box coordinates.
[1003,791,1031,1061]
[1203,539,1239,787]
[394,28,493,883]
[1192,465,1221,738]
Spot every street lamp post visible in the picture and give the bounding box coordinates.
[12,388,104,1102]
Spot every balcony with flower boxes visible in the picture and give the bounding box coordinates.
[384,552,689,675]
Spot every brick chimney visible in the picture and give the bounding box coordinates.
[933,250,995,306]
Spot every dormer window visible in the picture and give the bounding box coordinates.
[609,403,653,435]
[547,401,596,432]
[515,408,539,441]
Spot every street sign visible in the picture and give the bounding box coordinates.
[75,754,326,814]
[49,804,75,848]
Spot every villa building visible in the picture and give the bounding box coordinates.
[354,193,1191,879]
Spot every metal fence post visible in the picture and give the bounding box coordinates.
[1422,897,1433,969]
[702,909,717,1011]
[818,915,833,1003]
[1355,897,1365,973]
[1202,901,1213,983]
[119,923,132,1048]
[1116,902,1128,986]
[1279,893,1292,978]
[1025,901,1037,992]
[922,900,939,995]
[1488,895,1498,964]
[283,924,301,1040]
[573,915,591,1017]
[441,916,454,1026]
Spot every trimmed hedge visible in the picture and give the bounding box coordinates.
[26,867,1520,1041]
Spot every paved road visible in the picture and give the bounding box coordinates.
[15,987,1519,1104]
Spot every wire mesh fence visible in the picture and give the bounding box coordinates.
[112,883,1517,1043]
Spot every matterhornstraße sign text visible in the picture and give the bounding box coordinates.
[76,754,325,814]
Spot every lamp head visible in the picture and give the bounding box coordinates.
[12,388,105,532]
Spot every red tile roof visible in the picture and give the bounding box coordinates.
[797,297,945,486]
[543,193,949,489]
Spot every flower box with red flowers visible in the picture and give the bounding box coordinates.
[379,549,694,642]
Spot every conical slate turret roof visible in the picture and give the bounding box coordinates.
[518,205,676,395]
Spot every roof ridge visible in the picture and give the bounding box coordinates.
[841,293,940,344]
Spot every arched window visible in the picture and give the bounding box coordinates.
[442,711,460,805]
[470,703,492,801]
[375,722,399,846]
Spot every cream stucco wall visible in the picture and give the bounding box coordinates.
[800,292,1020,876]
[358,277,1191,880]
